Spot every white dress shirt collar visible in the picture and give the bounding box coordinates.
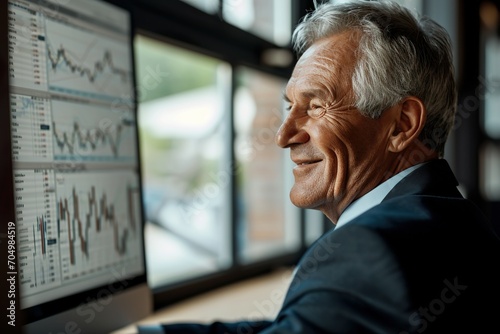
[335,163,425,229]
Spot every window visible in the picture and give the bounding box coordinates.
[234,67,300,263]
[135,35,232,287]
[305,209,326,246]
[181,0,219,13]
[480,1,500,202]
[222,0,292,46]
[481,143,500,200]
[483,32,500,139]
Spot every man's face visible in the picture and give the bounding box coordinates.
[276,31,398,222]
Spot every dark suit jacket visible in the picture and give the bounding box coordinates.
[158,159,500,333]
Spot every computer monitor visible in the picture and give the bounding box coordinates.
[1,0,152,333]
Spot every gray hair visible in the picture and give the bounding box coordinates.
[292,0,457,157]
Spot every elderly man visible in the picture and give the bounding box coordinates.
[148,1,500,333]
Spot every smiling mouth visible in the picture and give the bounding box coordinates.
[295,160,322,166]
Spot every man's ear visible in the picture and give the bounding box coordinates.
[388,96,426,153]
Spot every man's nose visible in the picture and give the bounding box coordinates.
[275,114,309,148]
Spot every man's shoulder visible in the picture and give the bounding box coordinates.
[361,190,488,229]
[320,190,500,275]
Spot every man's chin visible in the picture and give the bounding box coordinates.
[289,188,320,210]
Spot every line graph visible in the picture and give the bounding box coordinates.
[47,45,128,85]
[51,100,136,162]
[55,171,143,281]
[52,119,127,158]
[45,17,133,100]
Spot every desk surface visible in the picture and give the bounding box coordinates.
[112,267,293,334]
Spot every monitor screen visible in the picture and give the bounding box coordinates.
[3,0,152,332]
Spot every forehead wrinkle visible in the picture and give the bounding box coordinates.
[311,53,355,102]
[308,63,351,103]
[303,88,331,102]
[288,76,333,103]
[314,35,358,77]
[315,53,354,81]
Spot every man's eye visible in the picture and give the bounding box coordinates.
[285,105,292,111]
[308,106,326,118]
